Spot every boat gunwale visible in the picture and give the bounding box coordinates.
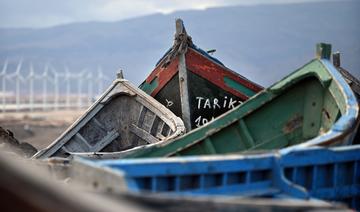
[186,47,263,91]
[78,144,360,171]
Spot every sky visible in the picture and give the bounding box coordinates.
[0,0,332,28]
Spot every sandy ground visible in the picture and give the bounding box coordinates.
[0,110,84,149]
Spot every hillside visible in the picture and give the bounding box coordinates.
[0,0,359,87]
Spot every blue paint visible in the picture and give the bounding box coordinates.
[77,145,360,209]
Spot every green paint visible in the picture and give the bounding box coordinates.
[124,58,348,159]
[237,119,255,148]
[139,77,159,94]
[302,81,324,139]
[223,76,256,97]
[204,138,217,154]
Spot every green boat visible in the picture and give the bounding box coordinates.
[78,43,359,159]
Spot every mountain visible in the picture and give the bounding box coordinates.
[0,0,359,88]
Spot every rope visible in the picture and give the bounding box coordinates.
[162,22,193,68]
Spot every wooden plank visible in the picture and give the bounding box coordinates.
[61,146,70,153]
[91,130,119,152]
[64,134,93,152]
[175,18,192,131]
[142,110,156,132]
[137,106,147,127]
[150,116,161,136]
[203,138,216,154]
[157,121,165,135]
[130,124,159,144]
[39,103,104,157]
[134,85,181,132]
[75,133,91,149]
[161,124,170,137]
[237,119,255,148]
[92,118,107,132]
[167,129,173,137]
[302,81,324,139]
[316,43,331,60]
[131,105,148,145]
[178,53,192,130]
[156,133,166,140]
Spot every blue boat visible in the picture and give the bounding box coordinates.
[75,145,360,210]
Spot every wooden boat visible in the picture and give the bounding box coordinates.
[333,52,360,145]
[333,52,360,100]
[73,145,360,210]
[111,43,358,159]
[139,19,263,130]
[33,75,185,159]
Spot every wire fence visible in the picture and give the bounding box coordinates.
[0,60,110,112]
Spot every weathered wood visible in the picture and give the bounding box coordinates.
[92,118,107,133]
[333,52,360,97]
[64,135,91,152]
[91,130,119,152]
[139,19,263,130]
[150,116,161,136]
[135,88,180,132]
[178,53,192,130]
[123,44,359,158]
[332,51,341,68]
[161,124,170,137]
[142,111,156,132]
[130,124,159,144]
[75,133,90,147]
[137,106,147,127]
[175,16,191,131]
[61,146,70,153]
[316,43,331,60]
[33,79,185,159]
[37,103,104,157]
